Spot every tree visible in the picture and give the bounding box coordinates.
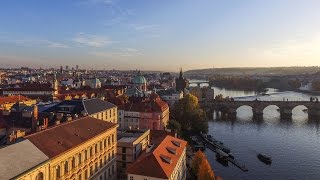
[192,150,216,180]
[192,150,205,175]
[198,159,215,180]
[171,94,208,134]
[288,79,301,89]
[166,119,181,135]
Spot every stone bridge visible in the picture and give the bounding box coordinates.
[205,101,320,120]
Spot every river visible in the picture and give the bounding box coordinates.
[189,81,320,180]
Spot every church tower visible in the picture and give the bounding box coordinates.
[175,68,188,92]
[52,74,59,95]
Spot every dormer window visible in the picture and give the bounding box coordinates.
[166,147,177,155]
[160,154,172,164]
[171,140,181,147]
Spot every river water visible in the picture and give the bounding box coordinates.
[190,82,320,180]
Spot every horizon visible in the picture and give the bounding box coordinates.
[1,0,320,71]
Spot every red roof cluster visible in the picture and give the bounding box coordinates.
[118,94,169,113]
[127,135,187,179]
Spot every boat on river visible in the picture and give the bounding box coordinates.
[200,132,231,153]
[257,153,272,165]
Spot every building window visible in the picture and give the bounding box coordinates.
[90,147,93,156]
[95,162,98,172]
[35,172,44,180]
[64,161,69,173]
[104,139,107,148]
[84,150,88,161]
[95,144,98,153]
[84,169,88,179]
[122,162,126,168]
[56,166,61,178]
[78,153,82,165]
[100,141,103,150]
[104,155,107,165]
[108,137,110,146]
[90,166,93,176]
[112,134,114,144]
[72,157,76,169]
[100,159,103,168]
[130,176,133,180]
[104,172,107,180]
[122,154,126,161]
[122,147,126,153]
[112,150,114,159]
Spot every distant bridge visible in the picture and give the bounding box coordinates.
[205,101,320,120]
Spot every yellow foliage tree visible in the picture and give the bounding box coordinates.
[198,159,215,180]
[192,150,205,175]
[192,150,216,180]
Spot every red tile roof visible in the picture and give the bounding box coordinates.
[120,95,169,113]
[127,135,187,179]
[26,117,117,158]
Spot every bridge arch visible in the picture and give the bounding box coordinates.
[262,104,281,113]
[262,105,281,122]
[292,105,309,123]
[235,105,253,120]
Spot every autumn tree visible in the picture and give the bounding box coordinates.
[171,94,208,134]
[192,150,205,175]
[192,150,216,180]
[198,159,215,180]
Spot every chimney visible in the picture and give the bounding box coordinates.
[146,144,155,153]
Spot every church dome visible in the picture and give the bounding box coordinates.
[133,75,146,84]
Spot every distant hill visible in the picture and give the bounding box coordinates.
[185,67,320,76]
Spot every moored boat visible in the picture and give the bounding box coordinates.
[257,153,272,164]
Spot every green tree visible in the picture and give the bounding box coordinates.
[171,94,208,134]
[166,119,181,135]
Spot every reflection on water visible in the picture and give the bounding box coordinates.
[205,86,320,180]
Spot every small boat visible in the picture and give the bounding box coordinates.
[216,149,229,160]
[261,93,270,96]
[228,153,235,159]
[257,153,272,165]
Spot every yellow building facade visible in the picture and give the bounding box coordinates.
[90,106,118,124]
[13,117,118,180]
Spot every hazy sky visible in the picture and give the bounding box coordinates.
[1,0,320,71]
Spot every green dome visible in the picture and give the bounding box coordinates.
[133,75,146,84]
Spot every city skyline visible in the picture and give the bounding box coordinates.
[1,0,320,71]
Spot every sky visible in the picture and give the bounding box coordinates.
[1,0,320,71]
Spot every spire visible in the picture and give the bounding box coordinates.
[179,68,183,79]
